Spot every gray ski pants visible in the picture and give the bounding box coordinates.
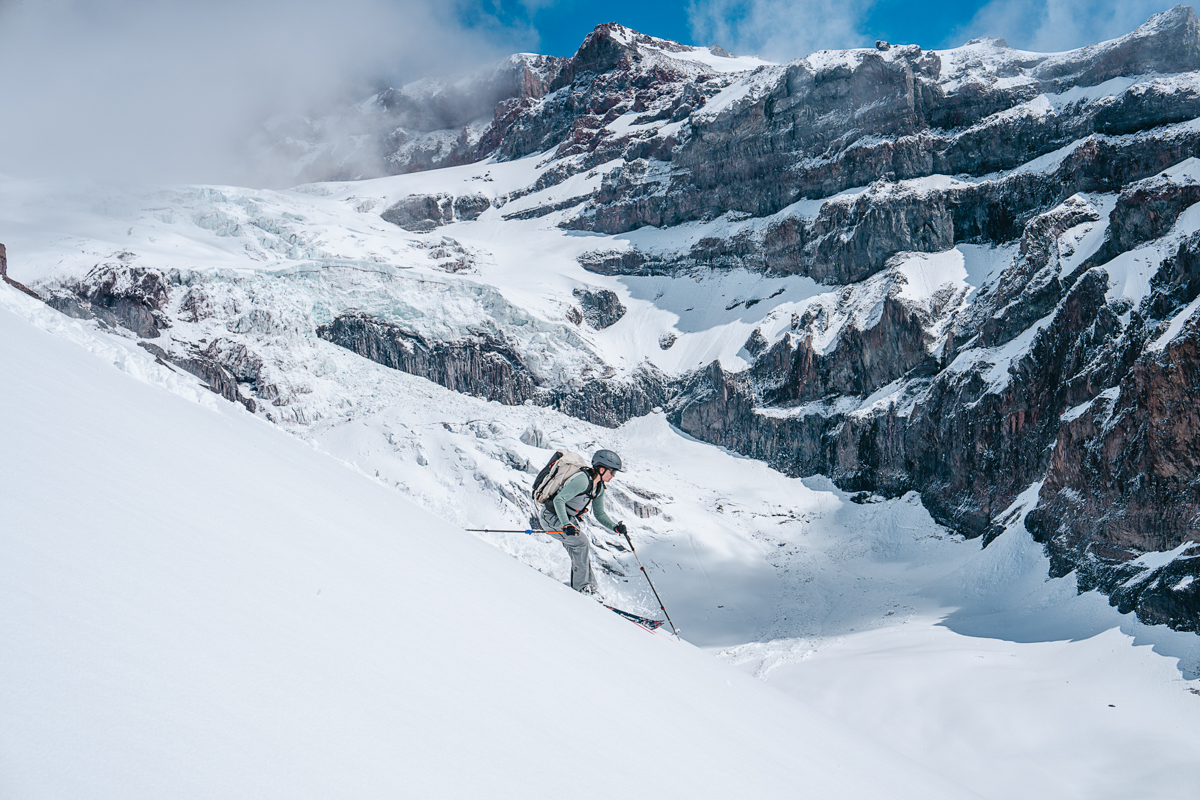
[538,504,597,594]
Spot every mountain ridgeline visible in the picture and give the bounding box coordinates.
[28,7,1200,632]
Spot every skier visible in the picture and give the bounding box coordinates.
[537,449,628,596]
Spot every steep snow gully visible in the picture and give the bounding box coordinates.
[7,7,1200,799]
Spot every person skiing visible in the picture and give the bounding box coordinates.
[537,449,628,596]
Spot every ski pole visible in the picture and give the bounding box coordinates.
[465,528,564,535]
[622,531,680,638]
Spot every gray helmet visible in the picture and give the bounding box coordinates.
[592,449,623,472]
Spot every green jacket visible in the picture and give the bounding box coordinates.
[551,470,618,531]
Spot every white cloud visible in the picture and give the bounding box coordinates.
[686,0,876,62]
[949,0,1179,52]
[0,0,533,185]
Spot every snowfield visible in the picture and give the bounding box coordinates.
[4,114,1200,797]
[0,285,977,799]
[4,265,1200,797]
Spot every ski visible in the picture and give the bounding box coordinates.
[605,605,666,631]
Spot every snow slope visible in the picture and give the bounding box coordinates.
[312,373,1200,798]
[5,270,1199,798]
[6,156,1200,796]
[0,283,975,799]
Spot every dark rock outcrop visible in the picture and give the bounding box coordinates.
[544,366,671,428]
[654,7,1197,231]
[44,263,171,338]
[1025,250,1200,630]
[750,296,937,404]
[381,193,495,230]
[138,341,258,413]
[573,288,626,329]
[556,6,1200,290]
[1,243,41,299]
[581,125,1200,286]
[381,194,455,232]
[909,268,1120,536]
[970,195,1103,350]
[318,311,538,405]
[317,310,667,427]
[1148,229,1200,316]
[453,194,492,221]
[501,195,593,221]
[1086,165,1200,267]
[672,267,1121,537]
[666,203,1200,633]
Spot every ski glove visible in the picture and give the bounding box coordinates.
[614,522,628,536]
[563,523,580,536]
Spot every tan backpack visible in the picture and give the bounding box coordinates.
[531,450,593,504]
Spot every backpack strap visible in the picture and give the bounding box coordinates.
[577,468,600,515]
[545,467,599,518]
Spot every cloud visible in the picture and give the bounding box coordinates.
[0,0,534,186]
[947,0,1178,52]
[686,0,876,62]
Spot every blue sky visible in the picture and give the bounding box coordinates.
[463,0,1182,60]
[470,0,989,56]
